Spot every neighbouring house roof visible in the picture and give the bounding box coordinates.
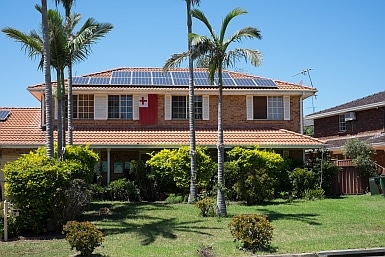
[320,130,385,153]
[306,90,385,120]
[27,67,317,102]
[0,108,325,149]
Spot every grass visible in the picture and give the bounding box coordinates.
[1,194,385,257]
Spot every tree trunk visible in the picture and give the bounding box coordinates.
[41,0,54,158]
[187,0,197,204]
[216,66,227,216]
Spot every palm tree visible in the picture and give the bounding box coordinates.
[41,0,54,158]
[3,6,113,159]
[55,0,74,146]
[164,7,262,215]
[186,0,201,204]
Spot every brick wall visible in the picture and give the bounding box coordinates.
[314,108,384,138]
[74,94,302,133]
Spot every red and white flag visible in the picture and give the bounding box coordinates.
[138,95,148,108]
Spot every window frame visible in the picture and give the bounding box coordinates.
[339,114,346,132]
[171,95,203,120]
[252,96,284,120]
[71,94,94,119]
[108,95,133,120]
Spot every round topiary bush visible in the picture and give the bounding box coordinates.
[62,221,104,256]
[228,213,273,252]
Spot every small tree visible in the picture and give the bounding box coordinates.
[147,146,215,194]
[306,149,340,196]
[227,146,284,205]
[342,138,377,177]
[3,145,99,233]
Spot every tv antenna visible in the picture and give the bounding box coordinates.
[293,68,316,113]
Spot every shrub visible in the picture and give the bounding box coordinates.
[165,193,184,204]
[306,149,340,195]
[197,244,216,257]
[304,188,325,201]
[3,145,99,234]
[63,221,104,256]
[228,214,273,252]
[227,147,284,204]
[130,160,158,201]
[146,146,216,193]
[50,179,92,229]
[108,178,141,202]
[195,197,215,217]
[290,167,317,198]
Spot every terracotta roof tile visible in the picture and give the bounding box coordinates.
[0,108,324,149]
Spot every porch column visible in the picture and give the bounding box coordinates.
[107,148,111,185]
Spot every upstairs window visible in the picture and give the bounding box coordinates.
[339,114,346,131]
[71,94,94,119]
[108,95,133,119]
[171,95,203,120]
[248,96,289,120]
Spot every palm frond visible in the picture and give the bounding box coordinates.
[224,48,262,68]
[219,7,247,42]
[163,52,189,72]
[2,27,43,60]
[191,8,215,39]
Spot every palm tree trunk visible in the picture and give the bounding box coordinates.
[60,70,66,159]
[216,66,227,216]
[67,62,73,145]
[41,0,54,158]
[57,69,63,159]
[187,0,197,204]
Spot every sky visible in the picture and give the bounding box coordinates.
[1,0,384,116]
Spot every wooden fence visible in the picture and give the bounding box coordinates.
[331,159,385,195]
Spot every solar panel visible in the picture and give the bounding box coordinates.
[214,72,231,79]
[110,77,131,84]
[172,71,189,79]
[89,77,110,84]
[153,77,173,85]
[194,72,208,79]
[132,77,152,85]
[173,78,189,85]
[72,77,89,84]
[152,71,171,78]
[220,78,236,86]
[112,71,131,78]
[254,78,277,88]
[0,110,11,121]
[233,78,256,86]
[194,78,212,86]
[132,71,151,78]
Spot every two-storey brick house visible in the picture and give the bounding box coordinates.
[305,90,385,163]
[0,67,325,199]
[305,91,385,194]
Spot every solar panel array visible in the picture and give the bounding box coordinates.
[0,110,11,121]
[71,70,277,88]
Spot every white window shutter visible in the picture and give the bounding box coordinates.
[202,95,209,120]
[94,95,108,120]
[133,95,139,120]
[284,96,290,120]
[165,95,171,120]
[246,95,253,120]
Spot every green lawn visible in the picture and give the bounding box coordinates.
[1,194,385,257]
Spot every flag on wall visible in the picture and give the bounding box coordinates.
[138,95,148,108]
[139,94,158,125]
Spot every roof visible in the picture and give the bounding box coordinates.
[319,130,385,152]
[27,67,317,101]
[306,90,385,120]
[0,108,325,149]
